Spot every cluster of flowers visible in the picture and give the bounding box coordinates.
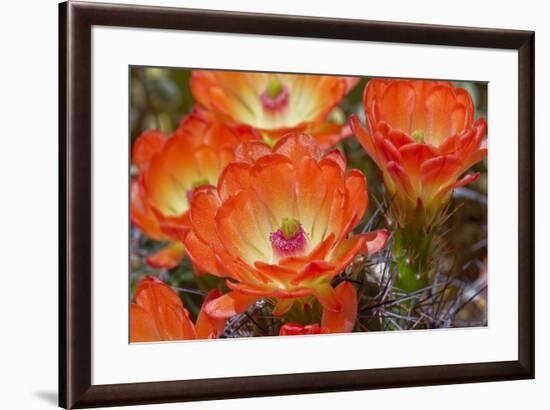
[130,71,487,342]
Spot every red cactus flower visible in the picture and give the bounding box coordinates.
[130,109,259,268]
[191,71,359,148]
[183,133,388,323]
[130,276,226,342]
[350,79,487,229]
[279,323,329,336]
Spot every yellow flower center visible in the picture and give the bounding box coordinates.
[412,129,425,143]
[262,133,277,147]
[266,78,283,98]
[281,217,300,240]
[191,177,210,189]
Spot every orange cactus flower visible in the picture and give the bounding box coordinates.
[190,71,359,148]
[183,133,389,322]
[279,281,358,335]
[130,276,227,342]
[350,79,487,230]
[130,109,259,269]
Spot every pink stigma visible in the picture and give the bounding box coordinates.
[269,224,307,256]
[260,85,289,111]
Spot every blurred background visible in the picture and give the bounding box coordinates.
[129,66,488,332]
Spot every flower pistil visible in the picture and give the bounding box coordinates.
[269,217,307,256]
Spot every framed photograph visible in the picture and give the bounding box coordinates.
[59,1,535,408]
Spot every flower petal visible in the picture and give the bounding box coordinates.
[377,81,416,133]
[146,241,185,269]
[158,212,191,242]
[130,304,160,342]
[214,250,269,284]
[195,289,228,339]
[273,133,321,164]
[420,155,462,191]
[424,84,473,145]
[225,280,274,297]
[249,154,298,224]
[387,129,415,149]
[254,261,297,280]
[272,299,294,316]
[161,304,197,340]
[323,149,347,172]
[184,231,221,276]
[295,157,327,240]
[279,323,329,336]
[350,114,385,170]
[309,122,348,149]
[386,161,416,200]
[380,138,403,163]
[203,290,259,319]
[188,185,222,246]
[313,283,342,313]
[328,234,368,276]
[132,276,196,341]
[399,142,439,185]
[434,172,481,204]
[342,169,368,234]
[233,140,272,164]
[217,162,253,200]
[215,191,273,264]
[309,158,346,244]
[135,276,183,312]
[290,260,336,285]
[361,229,390,255]
[321,282,357,333]
[132,130,167,173]
[130,178,165,241]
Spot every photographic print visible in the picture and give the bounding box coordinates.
[129,68,488,342]
[60,4,534,406]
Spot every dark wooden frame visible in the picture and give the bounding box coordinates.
[59,1,535,408]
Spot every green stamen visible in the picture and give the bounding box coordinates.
[266,78,282,99]
[191,177,210,189]
[262,134,277,147]
[281,217,300,240]
[412,129,425,143]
